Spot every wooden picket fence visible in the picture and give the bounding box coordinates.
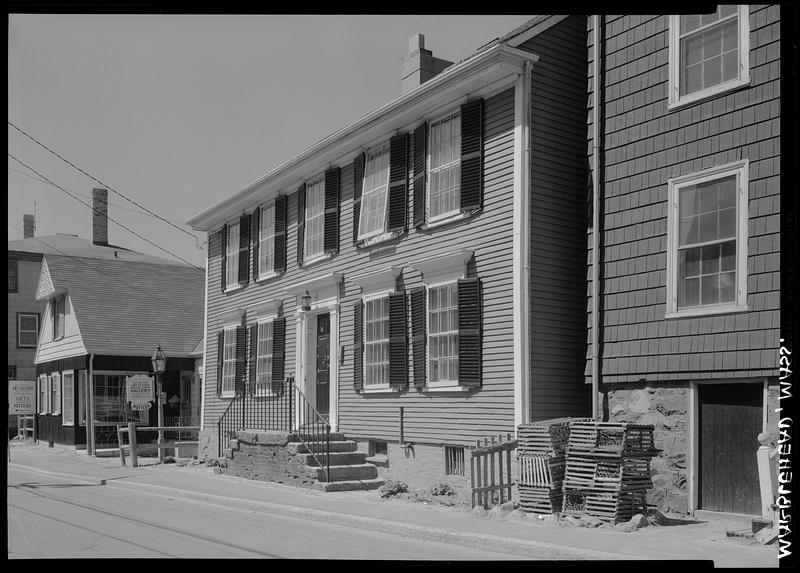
[470,433,518,508]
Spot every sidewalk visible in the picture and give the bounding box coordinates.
[7,439,778,565]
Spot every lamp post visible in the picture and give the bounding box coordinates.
[151,345,167,463]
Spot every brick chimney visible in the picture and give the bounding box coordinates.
[23,214,35,238]
[92,188,109,246]
[401,34,453,95]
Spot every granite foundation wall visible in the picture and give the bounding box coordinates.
[221,430,317,488]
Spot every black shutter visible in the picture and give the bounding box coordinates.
[238,214,251,286]
[413,123,428,228]
[324,167,340,254]
[457,277,482,389]
[460,99,484,213]
[274,195,288,273]
[352,153,365,244]
[216,330,224,397]
[235,325,247,395]
[387,133,409,233]
[271,317,286,394]
[389,291,408,388]
[296,183,306,266]
[220,226,227,292]
[410,287,427,388]
[251,207,261,281]
[354,300,364,391]
[248,324,258,395]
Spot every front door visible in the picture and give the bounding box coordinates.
[316,313,330,417]
[698,383,762,515]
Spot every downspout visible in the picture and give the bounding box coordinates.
[591,14,603,421]
[199,238,209,435]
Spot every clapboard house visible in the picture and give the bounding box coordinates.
[33,189,205,453]
[586,6,783,516]
[188,16,593,493]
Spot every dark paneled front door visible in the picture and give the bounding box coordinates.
[698,382,762,515]
[315,313,330,417]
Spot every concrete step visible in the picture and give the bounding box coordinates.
[299,451,367,466]
[311,478,386,492]
[294,431,346,442]
[288,440,358,454]
[311,463,378,482]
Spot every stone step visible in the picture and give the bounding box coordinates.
[311,463,378,482]
[299,451,367,467]
[311,478,386,492]
[294,431,346,442]
[288,440,358,454]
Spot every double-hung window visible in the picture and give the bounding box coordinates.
[358,142,392,240]
[17,313,39,348]
[364,296,391,387]
[53,295,65,340]
[50,372,61,415]
[62,371,75,425]
[8,259,18,293]
[225,221,240,289]
[304,175,326,259]
[427,282,460,384]
[221,327,237,396]
[254,320,274,395]
[667,160,748,317]
[669,6,750,108]
[258,204,276,278]
[38,375,48,414]
[428,112,462,221]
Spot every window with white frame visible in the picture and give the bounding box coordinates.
[225,221,240,289]
[428,112,462,221]
[304,175,326,259]
[669,6,749,107]
[53,295,65,340]
[62,371,75,425]
[38,375,48,414]
[254,320,274,395]
[364,296,390,386]
[428,282,459,384]
[17,313,39,348]
[358,141,391,240]
[8,259,18,293]
[50,372,61,415]
[258,204,276,277]
[667,161,748,317]
[222,327,237,395]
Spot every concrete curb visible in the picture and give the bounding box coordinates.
[11,460,634,560]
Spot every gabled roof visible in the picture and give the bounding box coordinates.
[8,233,193,267]
[38,253,204,358]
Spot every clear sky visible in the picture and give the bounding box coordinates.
[8,14,532,269]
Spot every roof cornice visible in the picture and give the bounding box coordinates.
[187,43,538,231]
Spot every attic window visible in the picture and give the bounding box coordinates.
[53,294,66,340]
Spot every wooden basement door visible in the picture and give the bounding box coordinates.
[698,382,762,515]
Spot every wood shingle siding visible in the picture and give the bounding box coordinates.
[517,14,592,420]
[585,8,781,384]
[203,86,518,446]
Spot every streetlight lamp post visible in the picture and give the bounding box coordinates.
[151,345,167,463]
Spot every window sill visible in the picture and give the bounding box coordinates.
[360,385,403,395]
[224,284,244,294]
[419,384,471,393]
[668,77,751,111]
[302,252,332,267]
[256,271,281,283]
[421,211,470,230]
[356,231,400,248]
[665,303,748,319]
[252,390,277,399]
[220,392,236,399]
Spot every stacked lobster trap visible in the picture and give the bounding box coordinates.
[516,419,658,523]
[561,422,659,523]
[516,418,589,515]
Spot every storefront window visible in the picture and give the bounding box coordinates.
[92,374,148,424]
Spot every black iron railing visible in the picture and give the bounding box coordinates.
[217,375,330,482]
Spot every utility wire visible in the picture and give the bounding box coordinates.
[8,165,193,227]
[8,221,204,316]
[8,120,203,248]
[9,153,204,271]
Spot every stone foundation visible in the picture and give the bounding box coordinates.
[603,381,690,514]
[197,428,218,461]
[221,430,318,488]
